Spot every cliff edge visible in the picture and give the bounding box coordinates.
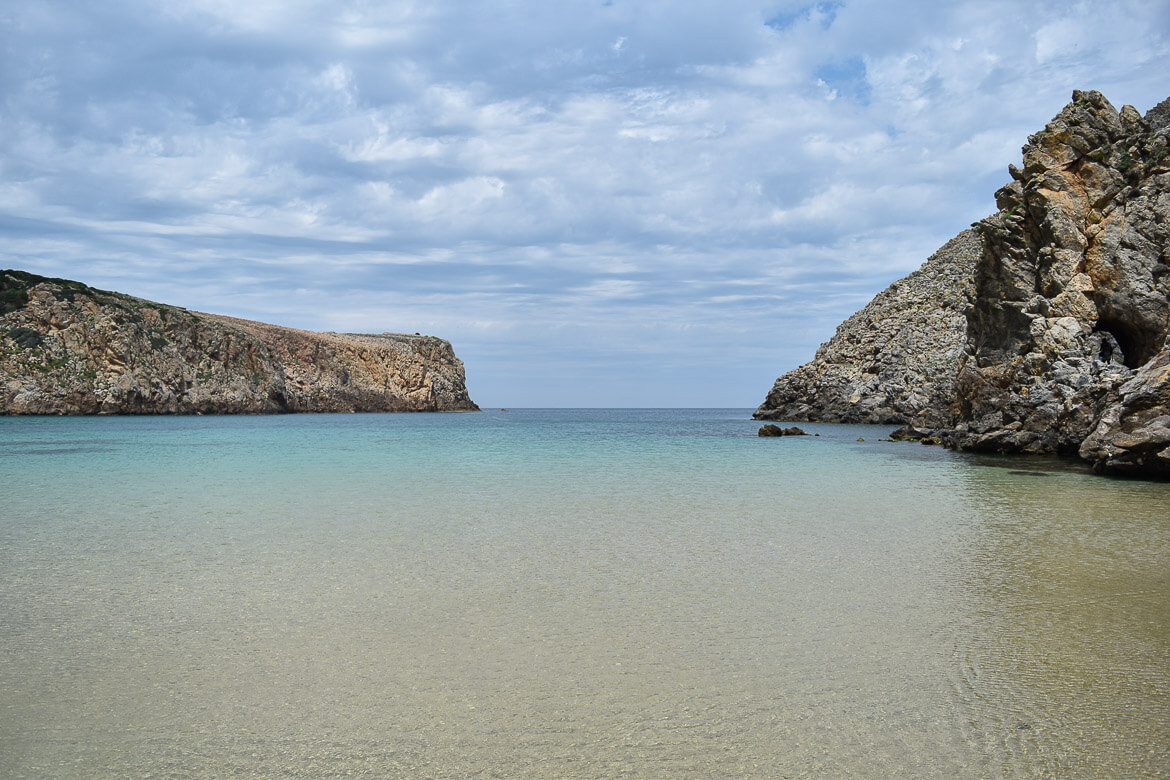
[1,270,479,414]
[755,90,1170,478]
[755,229,979,426]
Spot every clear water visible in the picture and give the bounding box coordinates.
[1,409,1167,778]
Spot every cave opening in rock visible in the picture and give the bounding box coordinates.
[1094,316,1162,369]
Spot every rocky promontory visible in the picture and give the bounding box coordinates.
[756,90,1170,478]
[754,229,980,426]
[1,270,479,414]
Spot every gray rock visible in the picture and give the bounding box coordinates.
[755,90,1170,479]
[1,270,480,415]
[754,229,980,427]
[1145,95,1170,130]
[1079,347,1170,477]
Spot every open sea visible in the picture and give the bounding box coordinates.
[1,408,1168,778]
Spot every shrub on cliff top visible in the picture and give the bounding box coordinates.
[0,287,28,314]
[5,327,44,349]
[0,269,116,308]
[1,271,32,314]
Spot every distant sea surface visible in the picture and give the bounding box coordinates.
[2,408,1168,778]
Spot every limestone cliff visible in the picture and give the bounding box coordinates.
[755,229,979,426]
[755,90,1170,478]
[0,270,479,414]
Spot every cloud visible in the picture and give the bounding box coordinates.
[1,0,1168,406]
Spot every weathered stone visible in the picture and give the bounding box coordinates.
[755,90,1170,479]
[0,270,479,415]
[952,90,1169,460]
[754,229,980,427]
[889,424,931,441]
[758,424,808,437]
[1079,347,1170,477]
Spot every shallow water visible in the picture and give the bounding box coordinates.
[1,409,1167,778]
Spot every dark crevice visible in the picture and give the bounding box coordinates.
[1094,316,1161,368]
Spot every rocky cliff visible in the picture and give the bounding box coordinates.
[0,270,479,414]
[755,229,980,426]
[756,90,1170,478]
[955,90,1169,474]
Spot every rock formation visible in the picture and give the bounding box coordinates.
[0,270,479,414]
[758,424,808,437]
[756,90,1170,478]
[1078,350,1170,475]
[954,90,1169,472]
[755,229,979,426]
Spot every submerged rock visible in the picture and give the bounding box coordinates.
[0,269,479,415]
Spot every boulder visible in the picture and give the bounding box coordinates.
[759,424,808,437]
[1079,346,1170,477]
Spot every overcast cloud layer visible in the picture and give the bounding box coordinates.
[2,1,1167,406]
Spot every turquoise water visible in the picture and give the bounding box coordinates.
[1,409,1168,778]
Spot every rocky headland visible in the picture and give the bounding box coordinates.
[754,229,980,427]
[756,90,1170,478]
[1,270,479,414]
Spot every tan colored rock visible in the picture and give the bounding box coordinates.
[953,90,1170,458]
[0,270,478,415]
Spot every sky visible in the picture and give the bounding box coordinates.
[2,1,1168,407]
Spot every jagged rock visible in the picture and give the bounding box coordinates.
[953,90,1169,458]
[889,424,931,441]
[755,90,1170,479]
[754,229,980,426]
[758,424,808,437]
[0,270,479,415]
[1145,95,1170,131]
[1079,346,1170,477]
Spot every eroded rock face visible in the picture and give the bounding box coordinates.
[951,90,1170,459]
[755,90,1170,478]
[754,229,980,425]
[1079,348,1170,477]
[0,270,479,414]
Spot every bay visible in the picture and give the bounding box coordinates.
[1,409,1167,777]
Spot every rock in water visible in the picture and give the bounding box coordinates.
[758,424,808,437]
[1078,348,1170,477]
[0,270,479,415]
[755,90,1170,479]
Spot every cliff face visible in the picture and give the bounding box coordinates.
[755,90,1170,478]
[0,270,479,414]
[954,90,1169,472]
[755,229,979,426]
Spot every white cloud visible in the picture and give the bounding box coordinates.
[1,0,1167,405]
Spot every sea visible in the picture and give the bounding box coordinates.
[1,408,1167,778]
